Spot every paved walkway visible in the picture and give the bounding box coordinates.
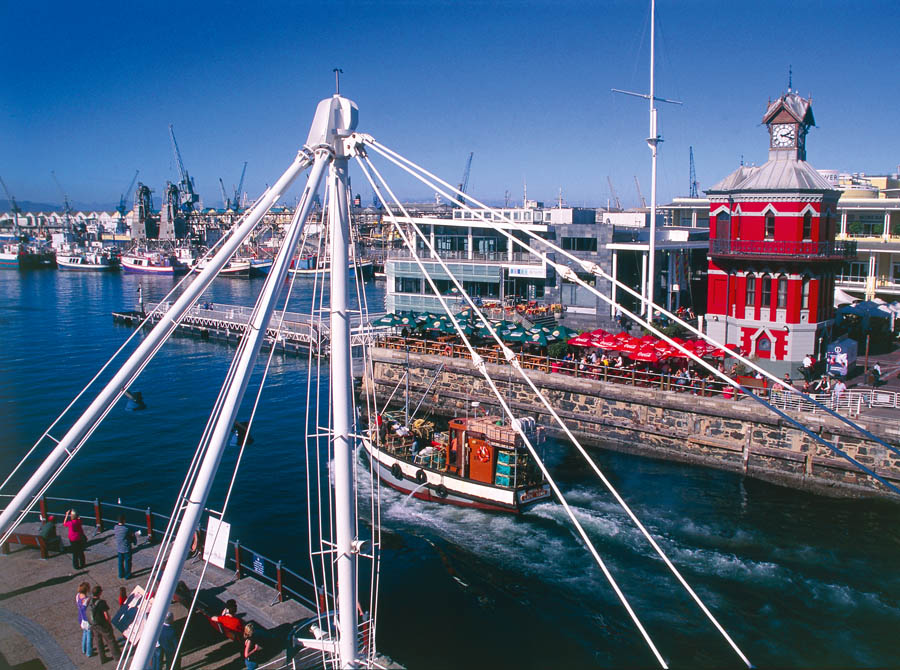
[0,522,313,669]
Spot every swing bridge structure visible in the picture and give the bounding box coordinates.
[1,91,898,670]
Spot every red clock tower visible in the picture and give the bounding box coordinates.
[704,91,856,373]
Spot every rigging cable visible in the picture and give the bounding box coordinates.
[364,138,900,496]
[356,154,669,669]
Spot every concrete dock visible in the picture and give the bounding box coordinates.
[0,521,314,669]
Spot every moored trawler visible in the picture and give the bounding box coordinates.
[121,250,188,275]
[56,247,120,271]
[364,414,552,513]
[0,241,57,269]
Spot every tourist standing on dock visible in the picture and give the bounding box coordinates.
[114,514,136,579]
[243,623,261,669]
[153,611,179,670]
[76,582,93,657]
[63,509,87,569]
[89,585,121,662]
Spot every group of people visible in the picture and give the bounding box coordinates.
[74,581,126,663]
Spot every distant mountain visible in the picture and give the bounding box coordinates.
[0,199,119,213]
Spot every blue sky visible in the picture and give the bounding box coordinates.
[3,1,899,211]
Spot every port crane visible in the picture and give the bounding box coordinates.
[607,176,621,210]
[218,162,248,211]
[0,176,22,234]
[168,124,200,213]
[456,151,473,204]
[117,170,140,219]
[634,175,647,208]
[689,146,699,198]
[51,171,78,236]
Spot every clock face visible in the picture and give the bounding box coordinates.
[771,123,796,148]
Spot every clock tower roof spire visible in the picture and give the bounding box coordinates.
[763,91,815,127]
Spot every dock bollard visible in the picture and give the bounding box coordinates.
[39,497,47,520]
[145,507,154,543]
[94,499,104,532]
[234,540,242,579]
[276,560,284,602]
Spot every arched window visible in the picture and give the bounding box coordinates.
[716,212,730,242]
[745,273,756,306]
[777,275,788,308]
[803,211,812,240]
[761,273,772,307]
[765,213,776,239]
[801,275,811,310]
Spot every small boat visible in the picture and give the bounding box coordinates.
[363,414,552,513]
[249,257,273,276]
[0,241,56,269]
[192,256,252,278]
[121,251,188,275]
[57,248,120,272]
[288,256,373,278]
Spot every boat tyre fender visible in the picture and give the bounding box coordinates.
[415,469,427,485]
[436,484,448,499]
[390,463,403,480]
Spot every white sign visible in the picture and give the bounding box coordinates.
[506,265,546,278]
[204,516,231,570]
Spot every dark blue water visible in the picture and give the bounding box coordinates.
[2,270,899,669]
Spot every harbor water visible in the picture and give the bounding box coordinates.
[1,269,898,668]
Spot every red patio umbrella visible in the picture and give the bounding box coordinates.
[596,333,621,349]
[567,334,600,347]
[692,340,712,357]
[588,328,610,339]
[618,335,641,353]
[629,345,662,362]
[614,331,633,341]
[669,339,697,358]
[640,334,657,344]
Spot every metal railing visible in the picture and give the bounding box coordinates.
[387,248,543,264]
[709,238,857,259]
[0,494,320,610]
[377,337,898,417]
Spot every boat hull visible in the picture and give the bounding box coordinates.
[122,257,188,275]
[362,439,551,514]
[57,256,119,272]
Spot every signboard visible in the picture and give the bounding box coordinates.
[204,516,231,570]
[602,212,646,228]
[826,338,858,377]
[506,264,546,278]
[253,553,265,575]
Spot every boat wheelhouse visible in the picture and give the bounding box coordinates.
[122,251,188,275]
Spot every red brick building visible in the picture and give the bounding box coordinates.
[705,91,856,372]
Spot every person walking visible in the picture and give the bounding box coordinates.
[76,582,93,657]
[63,509,88,570]
[113,514,136,579]
[243,622,261,669]
[872,361,883,386]
[89,585,121,662]
[152,611,179,670]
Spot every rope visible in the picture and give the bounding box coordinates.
[357,154,670,669]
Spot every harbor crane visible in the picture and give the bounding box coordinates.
[168,124,200,213]
[219,162,248,211]
[634,175,647,208]
[50,171,77,234]
[607,176,621,210]
[689,146,699,198]
[0,176,22,233]
[456,152,473,205]
[117,170,140,218]
[218,178,229,209]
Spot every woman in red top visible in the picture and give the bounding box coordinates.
[63,509,87,569]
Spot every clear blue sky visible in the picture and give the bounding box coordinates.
[3,1,898,211]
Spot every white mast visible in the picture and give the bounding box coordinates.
[647,0,658,322]
[611,0,681,323]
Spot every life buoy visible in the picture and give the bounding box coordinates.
[443,344,452,357]
[436,484,449,499]
[475,445,491,463]
[188,530,202,558]
[390,463,402,480]
[415,469,427,484]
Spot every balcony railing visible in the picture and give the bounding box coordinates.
[709,239,857,259]
[388,248,543,264]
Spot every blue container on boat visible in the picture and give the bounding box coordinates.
[497,450,522,466]
[494,473,513,487]
[496,462,514,476]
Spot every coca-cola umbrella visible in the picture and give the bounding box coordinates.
[654,337,679,352]
[629,345,662,362]
[706,342,747,358]
[618,335,642,353]
[588,328,610,339]
[669,339,697,358]
[568,333,600,347]
[640,334,657,344]
[691,340,712,357]
[596,333,621,349]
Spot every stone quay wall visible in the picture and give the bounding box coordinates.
[367,347,900,501]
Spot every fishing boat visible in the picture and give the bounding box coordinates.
[0,241,56,269]
[122,250,189,275]
[192,255,252,278]
[56,247,120,271]
[288,254,373,278]
[249,257,273,276]
[363,414,551,513]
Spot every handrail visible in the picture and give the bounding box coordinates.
[0,494,320,610]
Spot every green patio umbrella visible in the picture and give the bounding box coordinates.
[524,330,551,347]
[370,313,402,327]
[549,324,577,340]
[499,327,529,343]
[396,311,419,327]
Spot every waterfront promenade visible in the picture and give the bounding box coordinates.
[0,518,313,669]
